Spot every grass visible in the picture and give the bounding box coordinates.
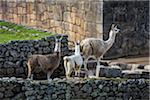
[0,20,54,44]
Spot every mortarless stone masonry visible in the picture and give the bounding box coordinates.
[0,34,69,79]
[0,77,149,100]
[0,0,149,59]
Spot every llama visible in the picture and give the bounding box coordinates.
[27,36,63,80]
[63,41,83,78]
[80,24,120,77]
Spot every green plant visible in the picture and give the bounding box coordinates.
[0,20,54,44]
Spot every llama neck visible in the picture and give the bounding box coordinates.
[54,43,58,52]
[54,42,61,52]
[105,30,116,47]
[54,42,61,56]
[74,45,80,55]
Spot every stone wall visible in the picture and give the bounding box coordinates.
[0,0,103,41]
[0,0,149,59]
[0,35,69,79]
[0,77,149,100]
[103,1,149,59]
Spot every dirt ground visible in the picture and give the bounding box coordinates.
[105,56,150,65]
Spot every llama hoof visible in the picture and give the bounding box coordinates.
[66,77,72,79]
[48,79,52,82]
[26,78,31,81]
[74,77,80,79]
[84,76,88,79]
[88,75,97,78]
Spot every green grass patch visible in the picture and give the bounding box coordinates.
[0,20,54,44]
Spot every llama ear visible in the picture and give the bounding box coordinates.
[114,25,118,28]
[59,36,63,41]
[77,40,80,44]
[54,36,57,41]
[74,41,76,45]
[111,24,115,29]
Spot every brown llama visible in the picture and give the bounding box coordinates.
[27,36,63,80]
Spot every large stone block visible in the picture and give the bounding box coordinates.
[53,5,63,21]
[26,3,35,14]
[63,12,71,22]
[0,68,7,76]
[37,3,46,14]
[17,7,26,14]
[75,17,81,26]
[122,70,141,79]
[76,10,85,19]
[62,22,69,31]
[55,27,63,34]
[72,25,80,33]
[144,65,150,70]
[7,68,15,75]
[85,11,96,22]
[98,65,122,78]
[70,12,76,24]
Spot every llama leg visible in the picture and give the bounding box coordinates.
[64,65,68,78]
[96,59,100,78]
[31,74,33,80]
[74,65,80,77]
[84,59,87,78]
[66,69,71,79]
[27,63,31,79]
[66,72,71,79]
[47,71,53,80]
[84,58,90,78]
[75,71,78,77]
[64,60,68,77]
[78,66,81,77]
[66,66,72,79]
[66,65,72,79]
[96,58,102,78]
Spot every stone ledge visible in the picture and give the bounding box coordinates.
[0,77,149,100]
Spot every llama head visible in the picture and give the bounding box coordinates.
[74,40,81,54]
[75,40,80,45]
[111,24,120,34]
[54,36,63,52]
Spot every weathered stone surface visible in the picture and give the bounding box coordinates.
[103,1,149,59]
[122,70,141,79]
[0,35,68,79]
[0,0,149,59]
[0,77,149,99]
[98,66,122,78]
[7,68,15,75]
[144,65,150,70]
[0,0,101,43]
[0,92,4,99]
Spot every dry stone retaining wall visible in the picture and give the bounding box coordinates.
[0,77,149,100]
[0,34,69,79]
